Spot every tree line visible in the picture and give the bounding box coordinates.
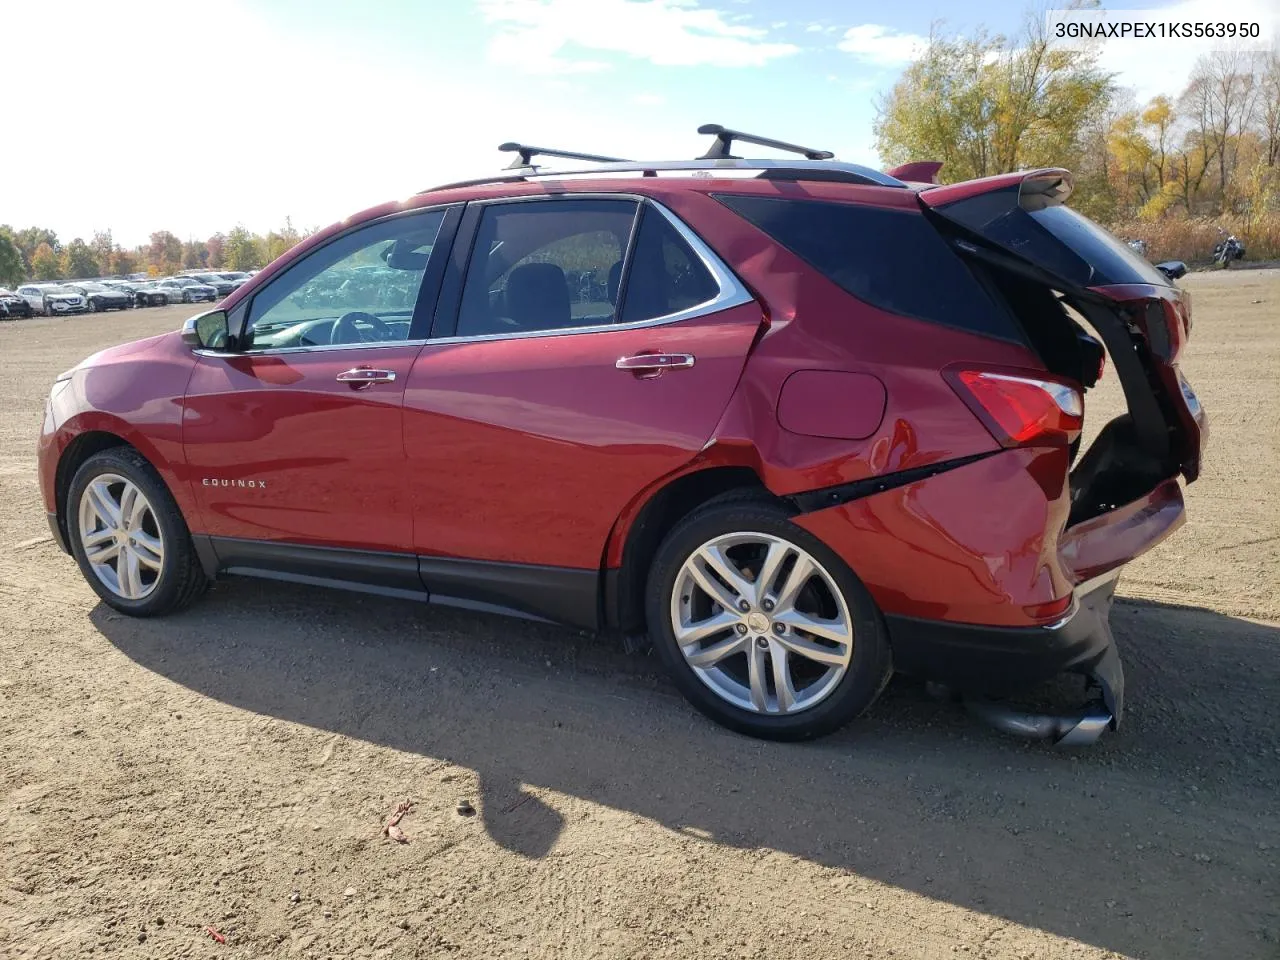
[5,15,1278,285]
[877,13,1280,261]
[0,220,314,287]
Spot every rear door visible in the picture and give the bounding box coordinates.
[404,195,763,581]
[920,169,1206,481]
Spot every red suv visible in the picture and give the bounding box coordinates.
[38,129,1205,744]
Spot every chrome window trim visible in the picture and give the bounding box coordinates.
[208,195,753,358]
[194,337,428,360]
[429,195,753,346]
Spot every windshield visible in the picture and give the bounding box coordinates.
[45,286,75,295]
[79,283,107,292]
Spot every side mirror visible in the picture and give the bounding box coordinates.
[181,310,230,350]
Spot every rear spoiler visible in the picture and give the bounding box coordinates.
[919,168,1073,210]
[885,161,943,185]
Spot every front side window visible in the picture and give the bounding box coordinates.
[455,199,637,338]
[244,209,446,350]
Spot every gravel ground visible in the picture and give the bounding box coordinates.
[0,275,1277,960]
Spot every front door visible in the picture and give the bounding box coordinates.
[404,197,763,575]
[183,206,455,554]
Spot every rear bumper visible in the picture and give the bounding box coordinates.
[885,570,1121,696]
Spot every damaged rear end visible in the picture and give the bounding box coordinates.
[915,168,1207,742]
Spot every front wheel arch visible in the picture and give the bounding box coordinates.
[55,432,132,546]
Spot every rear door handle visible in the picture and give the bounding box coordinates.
[336,367,396,387]
[615,353,696,373]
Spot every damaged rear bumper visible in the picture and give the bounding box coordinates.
[889,571,1125,744]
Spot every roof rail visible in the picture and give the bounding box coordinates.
[424,158,908,193]
[498,142,631,170]
[697,124,834,161]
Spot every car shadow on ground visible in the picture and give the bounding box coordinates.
[92,583,1280,957]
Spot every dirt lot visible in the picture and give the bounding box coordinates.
[0,277,1277,960]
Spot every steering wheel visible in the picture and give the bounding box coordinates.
[333,311,395,344]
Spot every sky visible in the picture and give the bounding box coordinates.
[4,0,1278,248]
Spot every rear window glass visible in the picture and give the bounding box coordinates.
[1028,206,1170,287]
[715,194,1020,340]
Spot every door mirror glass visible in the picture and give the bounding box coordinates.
[182,310,230,350]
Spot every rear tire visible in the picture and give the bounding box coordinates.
[645,495,892,741]
[67,447,208,617]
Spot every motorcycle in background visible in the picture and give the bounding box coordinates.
[1213,230,1245,268]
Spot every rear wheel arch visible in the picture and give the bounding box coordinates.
[605,465,775,635]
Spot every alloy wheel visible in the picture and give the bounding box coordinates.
[77,473,165,600]
[669,532,854,715]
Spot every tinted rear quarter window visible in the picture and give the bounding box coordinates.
[715,194,1020,340]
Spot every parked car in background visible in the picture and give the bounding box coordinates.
[127,280,171,307]
[185,272,242,297]
[0,288,35,318]
[15,284,52,313]
[65,282,132,312]
[33,285,88,315]
[220,271,252,282]
[156,277,218,303]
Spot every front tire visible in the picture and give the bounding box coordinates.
[67,447,207,616]
[645,495,892,741]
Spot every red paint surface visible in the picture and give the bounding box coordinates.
[404,302,764,567]
[39,172,1192,632]
[182,346,422,550]
[776,370,887,440]
[1059,479,1185,583]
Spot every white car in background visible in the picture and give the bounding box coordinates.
[33,285,89,315]
[15,284,53,313]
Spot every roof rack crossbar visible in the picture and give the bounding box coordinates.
[697,124,834,161]
[498,142,631,170]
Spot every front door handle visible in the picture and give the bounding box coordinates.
[615,353,696,373]
[336,367,397,388]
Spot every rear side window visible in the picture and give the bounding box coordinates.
[620,208,719,323]
[455,199,637,337]
[715,194,1019,339]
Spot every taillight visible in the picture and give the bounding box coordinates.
[950,370,1083,448]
